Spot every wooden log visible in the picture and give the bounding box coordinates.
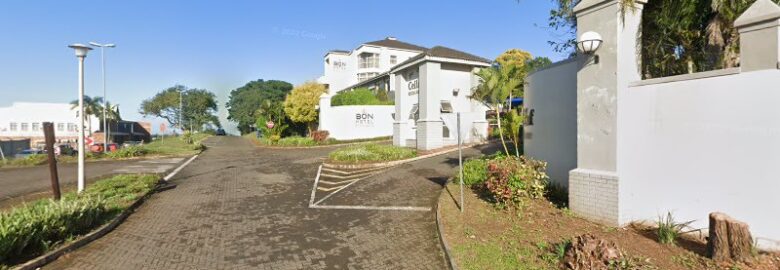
[707,212,753,262]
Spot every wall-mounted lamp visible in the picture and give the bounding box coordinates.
[577,31,603,63]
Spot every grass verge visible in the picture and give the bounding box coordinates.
[0,174,159,268]
[328,143,416,163]
[243,133,391,148]
[0,134,209,169]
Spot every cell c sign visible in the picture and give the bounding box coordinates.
[407,71,419,96]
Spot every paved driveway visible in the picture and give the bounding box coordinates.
[45,136,493,269]
[0,156,185,208]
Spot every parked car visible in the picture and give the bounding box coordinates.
[122,141,144,148]
[216,129,227,136]
[14,149,44,159]
[89,143,119,153]
[55,144,76,156]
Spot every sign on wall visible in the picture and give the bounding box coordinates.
[406,70,419,96]
[355,109,375,127]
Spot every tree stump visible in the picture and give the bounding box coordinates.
[707,212,753,262]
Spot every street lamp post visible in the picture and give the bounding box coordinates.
[89,42,116,154]
[68,43,92,193]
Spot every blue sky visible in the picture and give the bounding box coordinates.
[0,0,563,133]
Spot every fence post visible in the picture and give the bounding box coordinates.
[43,122,62,200]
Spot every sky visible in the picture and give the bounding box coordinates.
[0,0,565,134]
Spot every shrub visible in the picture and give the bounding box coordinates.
[311,130,330,143]
[0,197,108,265]
[0,174,158,266]
[329,143,416,163]
[483,156,549,205]
[9,154,47,167]
[106,146,148,159]
[331,88,393,106]
[457,158,489,185]
[269,135,281,144]
[656,212,694,245]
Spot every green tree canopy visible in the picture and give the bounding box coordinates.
[139,85,220,132]
[283,82,326,135]
[226,79,293,134]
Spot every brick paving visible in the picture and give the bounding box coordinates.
[44,136,496,269]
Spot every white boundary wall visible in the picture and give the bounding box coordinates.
[524,59,580,188]
[318,100,394,140]
[618,69,780,249]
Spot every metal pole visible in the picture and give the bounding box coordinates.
[179,89,183,134]
[101,47,107,154]
[43,122,61,200]
[77,56,86,193]
[458,113,464,213]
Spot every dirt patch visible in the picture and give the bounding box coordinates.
[438,184,780,270]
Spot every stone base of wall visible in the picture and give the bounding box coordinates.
[569,168,619,226]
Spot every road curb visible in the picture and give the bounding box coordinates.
[11,179,164,270]
[10,153,199,270]
[436,189,459,270]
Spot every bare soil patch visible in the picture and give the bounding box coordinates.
[438,184,780,270]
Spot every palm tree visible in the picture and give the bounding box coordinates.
[471,66,521,155]
[70,95,103,135]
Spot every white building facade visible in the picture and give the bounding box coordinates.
[318,38,491,150]
[0,102,99,147]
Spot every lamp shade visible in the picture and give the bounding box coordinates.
[577,31,603,54]
[68,43,93,58]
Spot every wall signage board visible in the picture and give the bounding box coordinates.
[355,110,375,127]
[407,70,419,96]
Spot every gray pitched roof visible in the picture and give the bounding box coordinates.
[364,38,428,52]
[393,45,491,69]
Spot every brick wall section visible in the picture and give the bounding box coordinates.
[569,169,619,226]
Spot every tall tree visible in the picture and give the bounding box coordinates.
[283,82,326,135]
[139,85,220,132]
[472,66,521,155]
[226,79,293,134]
[70,95,103,135]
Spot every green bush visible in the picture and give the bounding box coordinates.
[7,154,48,167]
[106,147,148,159]
[329,143,416,163]
[483,156,549,205]
[457,158,489,185]
[331,88,393,106]
[0,174,159,266]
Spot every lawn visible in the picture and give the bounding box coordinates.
[0,174,159,268]
[0,134,209,169]
[328,143,416,163]
[243,133,391,147]
[438,184,780,270]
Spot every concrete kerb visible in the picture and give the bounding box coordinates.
[436,190,458,270]
[10,154,199,270]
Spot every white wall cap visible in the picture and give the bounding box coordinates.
[734,0,780,28]
[573,0,646,15]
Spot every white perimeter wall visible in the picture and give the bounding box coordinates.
[320,105,394,140]
[524,59,579,188]
[618,69,780,249]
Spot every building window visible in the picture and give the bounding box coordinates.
[358,53,380,69]
[32,123,40,131]
[21,123,29,131]
[57,123,65,131]
[409,104,419,120]
[68,123,77,132]
[9,123,17,131]
[358,72,379,82]
[443,125,450,138]
[390,55,397,65]
[441,101,453,113]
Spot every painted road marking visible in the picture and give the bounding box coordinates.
[164,154,199,182]
[310,204,431,211]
